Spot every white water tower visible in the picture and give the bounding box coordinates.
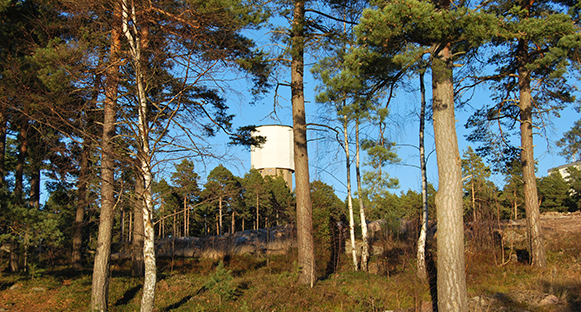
[251,125,294,189]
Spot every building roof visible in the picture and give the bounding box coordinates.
[548,161,581,174]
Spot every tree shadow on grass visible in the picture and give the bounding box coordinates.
[0,281,14,291]
[162,287,205,311]
[114,284,142,306]
[163,295,193,311]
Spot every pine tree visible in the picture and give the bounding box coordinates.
[242,169,270,230]
[537,173,570,212]
[354,0,497,309]
[466,0,581,268]
[203,165,243,235]
[290,0,316,286]
[558,119,581,162]
[461,146,492,223]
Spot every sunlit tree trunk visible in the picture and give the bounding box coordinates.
[432,43,468,311]
[417,69,429,280]
[28,147,41,208]
[231,209,235,234]
[355,121,369,271]
[256,193,259,230]
[184,196,187,237]
[121,1,157,308]
[292,0,316,286]
[73,137,90,269]
[91,4,121,309]
[132,176,145,277]
[14,117,28,204]
[343,116,358,271]
[517,38,546,268]
[219,196,223,235]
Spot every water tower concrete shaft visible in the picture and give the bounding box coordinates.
[250,125,294,189]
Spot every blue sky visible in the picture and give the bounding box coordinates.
[152,12,581,200]
[196,64,580,199]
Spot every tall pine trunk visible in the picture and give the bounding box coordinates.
[219,196,223,235]
[184,196,188,237]
[0,110,6,186]
[73,137,90,269]
[517,38,546,268]
[256,193,259,230]
[431,43,468,311]
[231,209,235,234]
[10,116,28,272]
[292,0,316,286]
[28,130,41,208]
[14,117,28,203]
[91,4,121,309]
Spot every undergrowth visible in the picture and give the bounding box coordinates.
[0,231,580,311]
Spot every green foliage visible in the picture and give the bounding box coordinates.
[171,159,200,198]
[537,172,570,213]
[499,159,525,219]
[203,261,237,303]
[462,146,497,221]
[311,180,345,275]
[240,169,294,230]
[466,0,581,166]
[229,125,267,147]
[264,174,294,222]
[558,119,581,162]
[200,165,243,234]
[27,262,47,280]
[565,167,581,211]
[241,169,269,227]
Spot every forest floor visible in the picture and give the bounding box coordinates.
[0,212,580,312]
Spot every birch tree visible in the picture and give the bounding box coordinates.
[89,0,270,309]
[416,67,429,280]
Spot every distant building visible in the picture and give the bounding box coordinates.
[548,161,581,180]
[250,125,294,189]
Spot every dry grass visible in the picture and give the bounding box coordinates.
[1,218,580,311]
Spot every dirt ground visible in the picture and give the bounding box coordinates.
[538,211,581,235]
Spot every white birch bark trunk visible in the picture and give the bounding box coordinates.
[343,116,358,271]
[417,69,429,280]
[355,121,369,272]
[122,1,156,310]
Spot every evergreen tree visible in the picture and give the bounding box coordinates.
[565,167,581,211]
[537,172,570,213]
[264,174,294,227]
[461,146,492,223]
[558,119,581,162]
[500,160,525,220]
[466,0,581,268]
[310,180,345,276]
[354,0,497,309]
[242,169,270,230]
[171,159,200,237]
[290,0,316,286]
[203,165,243,235]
